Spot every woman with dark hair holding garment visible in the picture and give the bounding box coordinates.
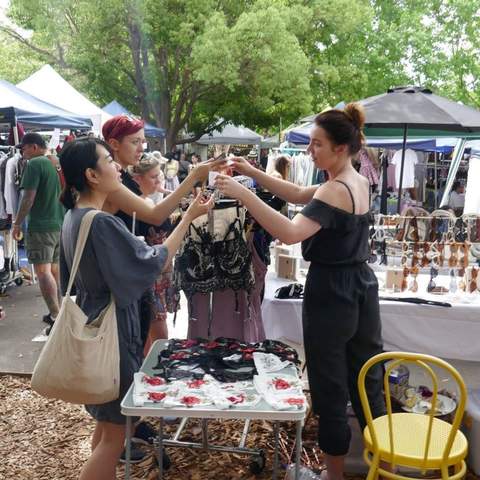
[59,137,212,480]
[215,104,385,480]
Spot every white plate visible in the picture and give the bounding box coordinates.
[402,394,456,416]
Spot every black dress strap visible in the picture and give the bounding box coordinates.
[334,180,356,214]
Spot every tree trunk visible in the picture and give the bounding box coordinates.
[126,7,150,122]
[152,47,172,132]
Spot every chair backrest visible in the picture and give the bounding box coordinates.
[400,206,430,218]
[358,351,467,469]
[431,209,456,219]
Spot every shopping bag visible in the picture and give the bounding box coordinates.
[31,210,120,404]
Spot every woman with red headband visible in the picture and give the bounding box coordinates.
[100,115,220,227]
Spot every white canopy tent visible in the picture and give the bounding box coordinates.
[197,123,262,145]
[17,65,111,134]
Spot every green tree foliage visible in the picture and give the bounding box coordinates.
[1,0,312,146]
[1,0,480,144]
[0,31,43,83]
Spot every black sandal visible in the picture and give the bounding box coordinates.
[42,313,55,326]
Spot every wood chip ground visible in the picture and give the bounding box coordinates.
[1,376,478,480]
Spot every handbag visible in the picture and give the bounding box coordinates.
[31,210,120,404]
[274,283,304,299]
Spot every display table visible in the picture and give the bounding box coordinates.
[121,340,306,480]
[262,270,480,475]
[262,271,480,363]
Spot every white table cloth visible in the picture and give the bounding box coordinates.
[262,271,480,362]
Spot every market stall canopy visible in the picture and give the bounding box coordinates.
[285,124,312,145]
[197,122,262,145]
[102,100,165,138]
[285,127,456,152]
[260,135,280,148]
[17,65,110,134]
[287,89,480,143]
[298,102,344,124]
[360,86,480,138]
[0,79,92,130]
[360,86,480,212]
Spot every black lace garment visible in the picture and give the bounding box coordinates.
[152,337,300,382]
[174,213,254,298]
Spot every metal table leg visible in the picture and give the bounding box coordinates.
[295,420,302,479]
[125,416,132,480]
[202,419,209,449]
[273,421,280,480]
[156,417,164,480]
[238,419,250,448]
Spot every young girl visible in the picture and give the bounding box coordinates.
[59,137,213,480]
[215,104,385,480]
[130,156,177,350]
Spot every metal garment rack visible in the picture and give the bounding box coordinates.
[0,231,24,294]
[121,341,305,480]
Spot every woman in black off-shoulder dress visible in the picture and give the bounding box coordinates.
[215,103,385,480]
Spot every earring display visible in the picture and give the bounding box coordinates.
[370,214,480,296]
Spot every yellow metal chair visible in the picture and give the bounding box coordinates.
[357,352,468,480]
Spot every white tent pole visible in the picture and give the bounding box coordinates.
[396,124,408,214]
[13,119,19,146]
[440,138,466,207]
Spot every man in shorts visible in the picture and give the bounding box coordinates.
[12,133,64,329]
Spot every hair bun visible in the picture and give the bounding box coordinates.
[343,102,365,130]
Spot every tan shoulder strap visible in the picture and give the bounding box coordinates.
[66,210,100,296]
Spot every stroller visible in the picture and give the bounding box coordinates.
[0,230,24,294]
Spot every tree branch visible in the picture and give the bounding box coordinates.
[0,26,60,64]
[64,9,79,35]
[118,66,137,86]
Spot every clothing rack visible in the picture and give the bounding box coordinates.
[271,147,307,152]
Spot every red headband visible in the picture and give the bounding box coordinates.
[102,115,144,142]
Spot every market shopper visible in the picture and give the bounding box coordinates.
[58,137,213,480]
[100,115,223,454]
[177,151,191,183]
[215,103,385,480]
[271,155,290,181]
[12,133,64,327]
[130,155,176,351]
[448,181,465,216]
[100,115,220,229]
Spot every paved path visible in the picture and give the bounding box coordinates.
[0,278,189,375]
[0,281,46,374]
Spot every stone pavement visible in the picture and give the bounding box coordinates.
[0,280,46,374]
[0,277,189,375]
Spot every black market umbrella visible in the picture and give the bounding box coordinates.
[359,86,480,213]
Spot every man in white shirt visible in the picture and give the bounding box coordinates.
[448,181,465,213]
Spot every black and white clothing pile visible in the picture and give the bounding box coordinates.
[133,337,306,411]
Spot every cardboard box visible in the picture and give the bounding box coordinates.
[277,254,297,280]
[274,245,291,274]
[385,268,404,291]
